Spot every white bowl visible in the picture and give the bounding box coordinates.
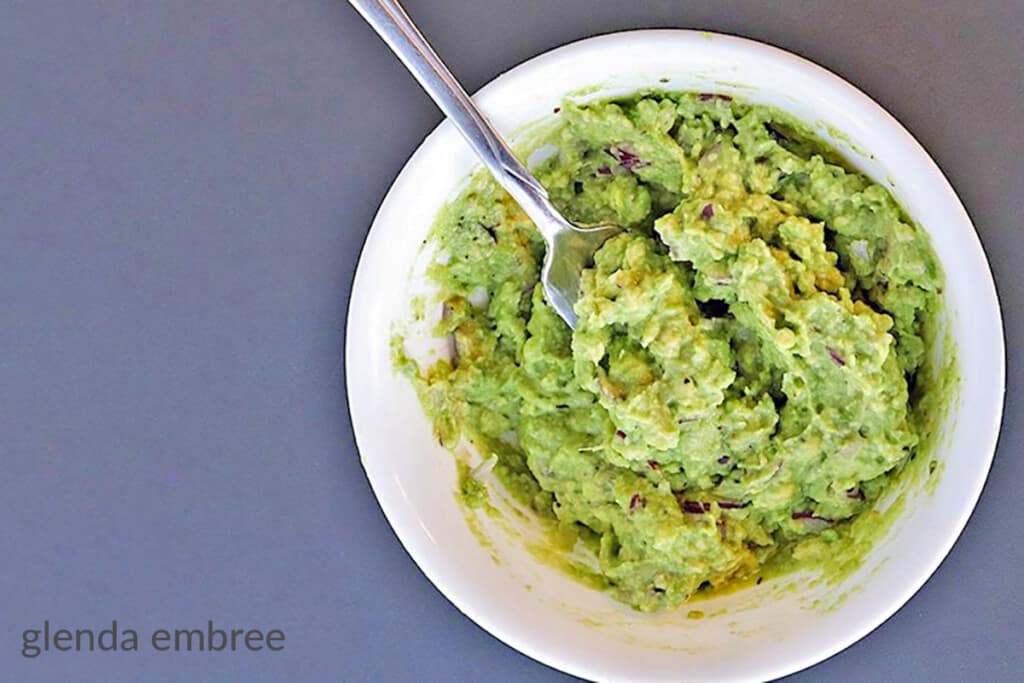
[346,30,1004,682]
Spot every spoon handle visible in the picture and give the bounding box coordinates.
[348,0,562,236]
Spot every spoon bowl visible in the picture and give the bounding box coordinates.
[541,221,623,328]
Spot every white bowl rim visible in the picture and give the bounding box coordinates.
[345,28,1006,682]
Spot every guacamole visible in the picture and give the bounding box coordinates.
[396,93,949,612]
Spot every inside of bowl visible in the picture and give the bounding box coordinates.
[391,143,954,664]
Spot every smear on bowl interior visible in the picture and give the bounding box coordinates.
[393,92,956,612]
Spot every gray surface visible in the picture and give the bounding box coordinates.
[1,1,1020,681]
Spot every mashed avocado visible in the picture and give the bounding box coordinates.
[396,93,950,612]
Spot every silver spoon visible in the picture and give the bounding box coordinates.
[349,0,622,329]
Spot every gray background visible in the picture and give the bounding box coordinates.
[1,1,1020,681]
